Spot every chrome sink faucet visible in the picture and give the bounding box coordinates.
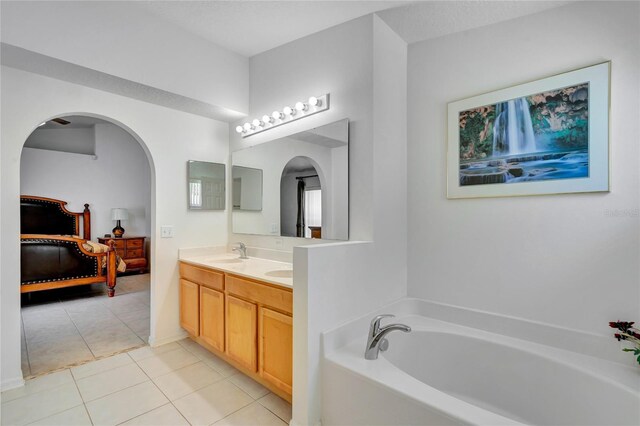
[232,242,249,259]
[364,314,411,360]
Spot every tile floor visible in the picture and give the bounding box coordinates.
[1,338,292,426]
[21,274,151,377]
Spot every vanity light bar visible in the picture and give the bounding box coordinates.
[236,94,330,138]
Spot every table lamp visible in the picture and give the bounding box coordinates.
[111,208,129,238]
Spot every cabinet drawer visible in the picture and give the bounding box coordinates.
[226,275,292,315]
[179,262,224,291]
[111,239,125,249]
[126,239,144,248]
[127,248,143,258]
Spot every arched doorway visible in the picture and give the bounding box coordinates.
[280,156,326,239]
[19,113,154,377]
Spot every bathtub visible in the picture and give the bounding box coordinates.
[322,315,640,425]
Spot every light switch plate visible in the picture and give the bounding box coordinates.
[160,226,174,238]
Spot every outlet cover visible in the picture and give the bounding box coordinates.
[161,226,174,238]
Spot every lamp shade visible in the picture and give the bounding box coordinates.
[111,208,129,221]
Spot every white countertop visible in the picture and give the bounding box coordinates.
[179,252,293,288]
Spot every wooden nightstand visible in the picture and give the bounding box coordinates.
[98,235,148,274]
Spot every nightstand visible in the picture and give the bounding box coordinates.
[98,235,148,274]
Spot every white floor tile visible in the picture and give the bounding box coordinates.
[1,382,83,426]
[85,381,168,426]
[135,347,199,378]
[28,405,92,426]
[214,401,288,426]
[228,373,270,399]
[257,393,292,423]
[128,342,181,362]
[152,361,224,401]
[70,352,133,380]
[173,380,253,425]
[76,363,148,402]
[120,403,189,426]
[1,370,73,403]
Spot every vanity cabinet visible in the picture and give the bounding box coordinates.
[260,307,293,394]
[225,295,258,371]
[179,279,200,336]
[200,286,225,351]
[178,261,293,402]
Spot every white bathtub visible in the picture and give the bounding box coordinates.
[322,315,640,425]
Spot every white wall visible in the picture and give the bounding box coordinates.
[24,127,95,155]
[407,1,639,335]
[1,67,229,390]
[21,123,151,238]
[233,15,407,425]
[0,1,249,115]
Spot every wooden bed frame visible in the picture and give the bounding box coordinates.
[20,196,118,297]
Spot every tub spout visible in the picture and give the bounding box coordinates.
[364,314,411,360]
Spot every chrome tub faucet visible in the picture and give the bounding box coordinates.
[233,242,248,259]
[364,314,411,360]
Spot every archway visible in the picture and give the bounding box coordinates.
[18,113,155,377]
[280,156,327,239]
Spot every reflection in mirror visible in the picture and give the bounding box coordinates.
[232,166,263,211]
[232,119,348,240]
[280,157,321,238]
[187,161,226,210]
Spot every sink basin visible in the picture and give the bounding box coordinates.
[209,258,244,264]
[264,269,293,278]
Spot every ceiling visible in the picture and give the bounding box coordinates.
[131,0,569,57]
[37,115,113,130]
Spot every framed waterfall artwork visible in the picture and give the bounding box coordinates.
[447,62,610,199]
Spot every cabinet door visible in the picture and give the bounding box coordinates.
[180,279,199,336]
[225,295,257,371]
[259,307,293,395]
[200,286,225,352]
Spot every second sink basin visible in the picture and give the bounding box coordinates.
[264,269,293,278]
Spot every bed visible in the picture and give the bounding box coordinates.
[20,196,119,297]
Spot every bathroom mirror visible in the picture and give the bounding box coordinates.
[232,119,349,240]
[187,161,226,210]
[232,166,263,211]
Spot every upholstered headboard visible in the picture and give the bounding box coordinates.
[20,196,91,240]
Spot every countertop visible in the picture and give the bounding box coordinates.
[179,252,293,288]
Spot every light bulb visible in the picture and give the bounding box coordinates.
[283,106,295,116]
[243,122,253,131]
[252,119,262,127]
[272,111,284,120]
[308,96,321,107]
[38,122,47,127]
[235,125,244,134]
[295,101,308,112]
[262,115,273,124]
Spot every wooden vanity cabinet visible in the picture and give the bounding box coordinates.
[225,295,258,371]
[179,279,200,337]
[200,286,225,352]
[260,307,293,394]
[179,261,293,402]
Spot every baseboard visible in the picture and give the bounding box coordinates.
[148,330,188,347]
[1,375,25,392]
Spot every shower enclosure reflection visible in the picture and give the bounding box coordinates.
[232,119,349,240]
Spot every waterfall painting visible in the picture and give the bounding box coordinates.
[447,62,610,199]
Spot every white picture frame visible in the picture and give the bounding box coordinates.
[447,62,610,199]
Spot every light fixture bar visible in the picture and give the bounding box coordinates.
[237,94,330,138]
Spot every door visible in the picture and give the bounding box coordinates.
[259,307,293,395]
[200,286,225,351]
[180,279,199,336]
[225,295,257,371]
